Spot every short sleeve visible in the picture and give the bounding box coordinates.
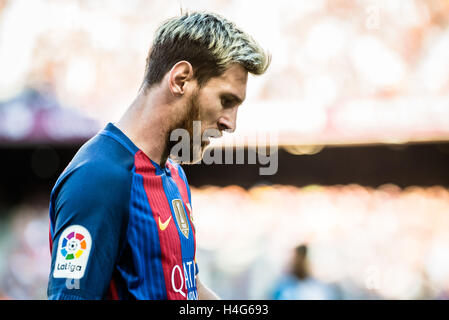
[47,161,130,300]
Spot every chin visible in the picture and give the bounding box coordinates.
[192,143,212,164]
[171,144,207,165]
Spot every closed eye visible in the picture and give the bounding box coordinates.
[220,93,243,109]
[221,97,233,108]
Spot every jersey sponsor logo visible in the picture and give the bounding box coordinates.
[172,199,189,239]
[158,216,172,231]
[171,260,198,300]
[53,225,92,280]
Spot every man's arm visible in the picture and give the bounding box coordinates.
[48,162,129,299]
[196,276,220,300]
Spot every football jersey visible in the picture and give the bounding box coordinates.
[47,122,198,300]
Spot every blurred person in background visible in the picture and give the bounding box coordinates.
[47,11,270,300]
[272,244,341,300]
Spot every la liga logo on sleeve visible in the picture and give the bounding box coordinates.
[53,225,92,279]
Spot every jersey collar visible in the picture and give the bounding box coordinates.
[101,122,172,176]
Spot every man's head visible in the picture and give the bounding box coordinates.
[141,11,270,163]
[292,244,309,280]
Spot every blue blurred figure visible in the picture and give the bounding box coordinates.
[272,244,340,300]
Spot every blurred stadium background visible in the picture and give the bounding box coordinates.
[1,0,449,299]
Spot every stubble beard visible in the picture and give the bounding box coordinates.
[167,90,206,164]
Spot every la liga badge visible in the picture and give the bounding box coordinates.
[53,225,92,279]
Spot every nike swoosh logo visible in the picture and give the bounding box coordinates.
[158,216,172,231]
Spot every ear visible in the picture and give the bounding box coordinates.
[168,61,194,96]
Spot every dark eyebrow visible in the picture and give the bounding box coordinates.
[221,93,243,105]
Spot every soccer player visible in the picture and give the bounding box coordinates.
[47,11,270,300]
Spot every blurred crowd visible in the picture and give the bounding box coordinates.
[192,183,449,299]
[1,0,449,145]
[0,203,50,299]
[2,184,449,299]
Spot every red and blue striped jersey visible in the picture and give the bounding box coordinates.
[47,122,198,300]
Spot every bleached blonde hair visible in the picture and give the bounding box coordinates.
[142,11,271,88]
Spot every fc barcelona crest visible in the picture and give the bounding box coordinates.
[172,199,189,239]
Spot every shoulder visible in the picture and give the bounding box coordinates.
[50,158,131,244]
[53,131,136,206]
[50,140,134,229]
[70,159,130,189]
[57,159,131,209]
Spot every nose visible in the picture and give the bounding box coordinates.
[217,107,238,133]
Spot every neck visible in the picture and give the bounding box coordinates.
[115,87,173,167]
